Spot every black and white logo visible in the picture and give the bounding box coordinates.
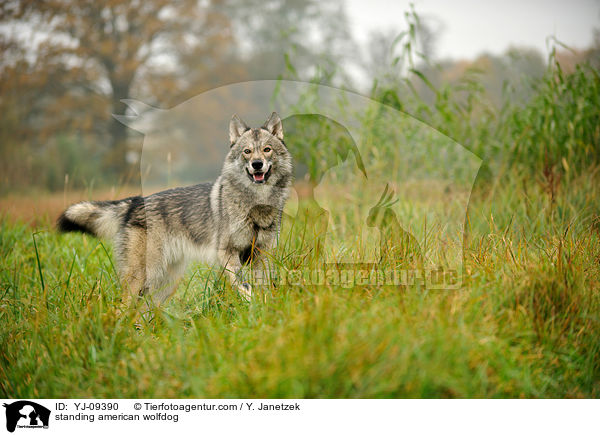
[3,401,50,433]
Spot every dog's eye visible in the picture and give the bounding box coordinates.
[263,147,271,153]
[244,149,252,154]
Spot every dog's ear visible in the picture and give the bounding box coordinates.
[229,114,249,145]
[262,112,283,140]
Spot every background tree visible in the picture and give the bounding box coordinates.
[223,0,356,85]
[0,0,234,180]
[0,0,359,191]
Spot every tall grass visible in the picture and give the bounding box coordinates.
[368,8,600,183]
[1,165,599,397]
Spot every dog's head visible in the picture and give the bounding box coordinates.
[224,112,292,187]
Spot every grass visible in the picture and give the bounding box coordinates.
[1,165,599,398]
[1,27,599,398]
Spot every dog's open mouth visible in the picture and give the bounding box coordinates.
[247,166,272,184]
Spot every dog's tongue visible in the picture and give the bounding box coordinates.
[253,172,265,182]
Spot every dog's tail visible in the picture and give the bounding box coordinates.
[57,196,143,239]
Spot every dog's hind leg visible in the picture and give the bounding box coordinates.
[115,228,148,308]
[116,229,185,323]
[145,259,187,307]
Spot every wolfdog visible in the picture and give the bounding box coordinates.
[57,112,292,310]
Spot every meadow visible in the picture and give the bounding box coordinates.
[1,50,599,398]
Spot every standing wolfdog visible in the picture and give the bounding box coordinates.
[58,112,292,309]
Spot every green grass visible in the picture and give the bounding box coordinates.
[1,166,599,398]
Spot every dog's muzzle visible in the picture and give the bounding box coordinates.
[246,164,272,184]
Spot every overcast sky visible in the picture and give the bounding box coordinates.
[345,0,600,60]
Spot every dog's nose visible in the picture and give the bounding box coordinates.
[251,160,263,170]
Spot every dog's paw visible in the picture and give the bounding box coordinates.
[238,282,252,301]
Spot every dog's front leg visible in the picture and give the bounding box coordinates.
[218,248,251,301]
[250,245,278,288]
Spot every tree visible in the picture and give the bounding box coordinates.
[222,0,356,85]
[0,0,233,177]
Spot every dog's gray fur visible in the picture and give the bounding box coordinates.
[57,112,292,306]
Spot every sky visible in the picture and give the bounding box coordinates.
[345,0,600,60]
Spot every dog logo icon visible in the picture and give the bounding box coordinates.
[3,401,50,432]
